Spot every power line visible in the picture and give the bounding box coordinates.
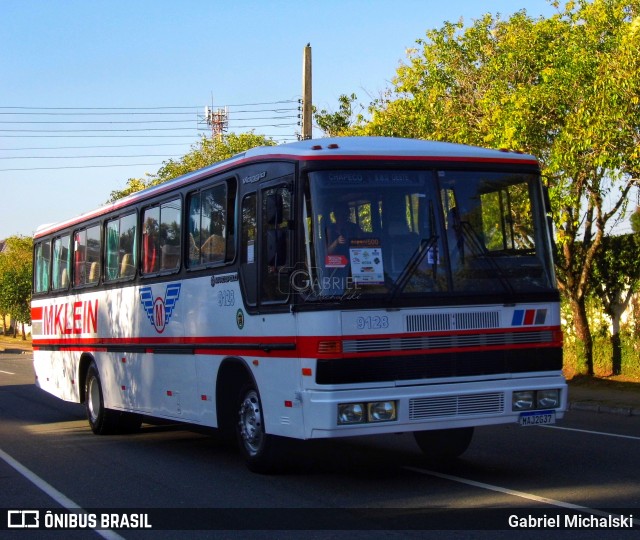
[0,107,299,116]
[0,119,199,124]
[0,143,194,151]
[0,100,298,110]
[0,134,203,138]
[0,99,302,174]
[0,111,199,116]
[0,127,198,133]
[0,163,167,172]
[0,106,202,111]
[0,154,184,160]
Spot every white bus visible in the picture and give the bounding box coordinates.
[31,137,566,472]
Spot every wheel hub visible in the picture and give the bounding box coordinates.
[238,390,263,456]
[87,376,101,422]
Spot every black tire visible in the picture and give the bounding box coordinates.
[413,427,474,461]
[235,382,286,473]
[85,362,143,435]
[85,361,119,434]
[117,411,143,433]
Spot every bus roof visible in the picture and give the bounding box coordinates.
[245,136,538,161]
[34,137,538,238]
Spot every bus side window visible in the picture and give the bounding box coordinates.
[105,212,137,281]
[188,183,228,267]
[73,229,87,287]
[159,198,181,272]
[142,207,160,274]
[72,225,101,287]
[105,220,120,280]
[51,235,71,291]
[119,213,137,278]
[34,240,51,293]
[143,199,181,276]
[86,225,101,284]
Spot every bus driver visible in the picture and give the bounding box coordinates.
[327,203,362,256]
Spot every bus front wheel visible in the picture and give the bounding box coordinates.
[236,383,285,473]
[413,427,474,461]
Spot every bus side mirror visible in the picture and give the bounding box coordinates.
[542,183,558,263]
[542,185,552,217]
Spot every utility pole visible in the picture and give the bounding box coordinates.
[301,43,312,140]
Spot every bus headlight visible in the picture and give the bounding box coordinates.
[512,389,561,411]
[338,403,365,424]
[338,400,398,425]
[512,391,535,411]
[536,389,560,409]
[367,401,397,422]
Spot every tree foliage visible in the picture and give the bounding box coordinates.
[336,0,640,375]
[0,236,33,338]
[590,233,640,373]
[313,93,361,137]
[631,207,640,233]
[109,132,276,202]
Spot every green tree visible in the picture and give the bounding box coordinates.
[0,236,33,339]
[313,93,361,136]
[354,0,640,375]
[109,132,276,202]
[631,207,640,233]
[590,234,640,374]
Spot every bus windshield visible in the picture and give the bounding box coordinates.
[301,169,555,302]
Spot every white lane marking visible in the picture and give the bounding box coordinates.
[0,370,15,375]
[539,424,640,441]
[404,466,640,526]
[0,447,125,540]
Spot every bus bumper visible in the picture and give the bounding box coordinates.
[301,374,567,439]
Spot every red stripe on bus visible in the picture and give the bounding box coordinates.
[524,309,536,325]
[32,326,562,359]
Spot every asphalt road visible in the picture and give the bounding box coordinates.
[1,351,639,539]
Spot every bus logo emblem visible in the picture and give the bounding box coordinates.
[236,309,245,330]
[139,284,182,333]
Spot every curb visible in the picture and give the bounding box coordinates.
[569,400,640,417]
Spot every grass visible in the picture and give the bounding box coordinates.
[0,333,31,351]
[567,372,640,392]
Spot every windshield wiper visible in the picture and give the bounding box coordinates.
[458,221,515,295]
[388,235,439,301]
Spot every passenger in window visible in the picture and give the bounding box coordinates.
[143,217,159,273]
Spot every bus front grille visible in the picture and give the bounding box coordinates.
[342,330,554,354]
[409,392,505,420]
[315,347,562,385]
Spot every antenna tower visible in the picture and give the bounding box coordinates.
[205,105,229,141]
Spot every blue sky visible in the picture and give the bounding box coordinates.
[1,0,559,239]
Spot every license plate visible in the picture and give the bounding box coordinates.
[519,410,556,426]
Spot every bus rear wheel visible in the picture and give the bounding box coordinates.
[236,383,285,473]
[413,427,474,461]
[85,362,142,434]
[85,362,119,434]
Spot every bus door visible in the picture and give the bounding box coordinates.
[240,179,293,314]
